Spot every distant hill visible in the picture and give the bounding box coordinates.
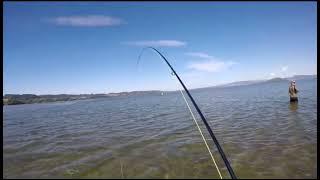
[3,91,165,105]
[215,74,316,88]
[3,74,316,105]
[108,90,162,97]
[266,77,289,82]
[286,75,317,81]
[218,80,265,87]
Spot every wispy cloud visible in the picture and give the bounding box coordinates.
[187,60,236,72]
[281,66,288,72]
[50,15,125,27]
[267,66,291,79]
[185,52,236,72]
[185,52,213,59]
[123,40,187,47]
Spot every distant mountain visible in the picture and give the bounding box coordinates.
[286,75,317,81]
[107,90,162,97]
[266,77,289,82]
[215,74,316,88]
[218,80,265,87]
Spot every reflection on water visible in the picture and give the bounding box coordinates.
[3,79,317,178]
[289,101,299,112]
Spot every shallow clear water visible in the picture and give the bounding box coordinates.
[3,79,317,178]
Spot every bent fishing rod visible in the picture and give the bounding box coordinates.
[139,47,237,179]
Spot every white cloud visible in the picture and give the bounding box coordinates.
[185,52,213,59]
[187,60,236,72]
[51,15,124,27]
[281,66,288,72]
[124,40,187,47]
[270,73,275,76]
[185,52,236,72]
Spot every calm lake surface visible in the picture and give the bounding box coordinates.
[3,79,317,178]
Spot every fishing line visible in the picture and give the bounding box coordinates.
[120,159,124,178]
[179,89,222,179]
[137,47,237,179]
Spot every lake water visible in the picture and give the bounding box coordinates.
[3,79,317,178]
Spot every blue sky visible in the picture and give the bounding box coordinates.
[4,2,317,95]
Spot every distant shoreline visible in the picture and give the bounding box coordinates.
[3,75,316,106]
[3,91,164,106]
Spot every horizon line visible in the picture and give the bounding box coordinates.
[3,74,316,96]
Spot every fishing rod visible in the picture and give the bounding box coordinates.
[138,47,237,179]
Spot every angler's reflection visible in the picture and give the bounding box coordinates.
[289,101,298,112]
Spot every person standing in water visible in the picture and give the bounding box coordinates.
[289,80,299,102]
